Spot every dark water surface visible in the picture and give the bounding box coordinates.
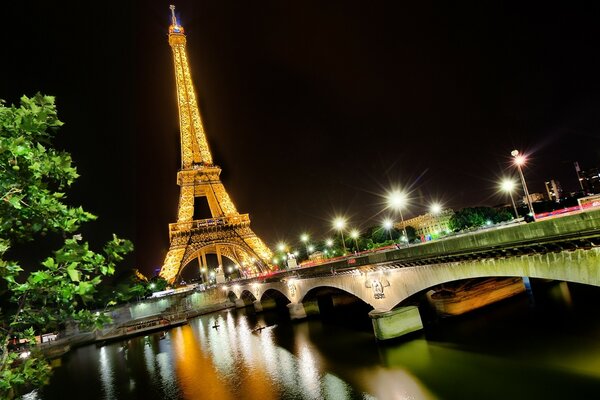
[29,282,600,399]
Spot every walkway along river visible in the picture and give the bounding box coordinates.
[29,280,600,400]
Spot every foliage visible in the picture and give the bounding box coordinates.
[448,207,513,231]
[405,226,418,243]
[0,94,132,398]
[365,225,399,246]
[96,272,171,306]
[149,277,169,293]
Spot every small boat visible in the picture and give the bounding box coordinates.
[428,277,526,316]
[96,314,188,343]
[252,324,277,333]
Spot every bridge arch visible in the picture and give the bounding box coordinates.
[260,288,291,303]
[226,290,238,301]
[360,248,600,312]
[240,289,257,304]
[302,285,374,321]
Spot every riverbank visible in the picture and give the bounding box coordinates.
[39,297,234,359]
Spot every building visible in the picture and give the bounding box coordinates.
[544,179,562,202]
[580,167,600,194]
[522,193,545,204]
[395,209,454,239]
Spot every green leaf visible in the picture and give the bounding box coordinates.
[29,271,51,284]
[66,264,80,282]
[8,195,22,209]
[41,257,55,268]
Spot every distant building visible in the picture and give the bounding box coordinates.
[580,167,600,194]
[544,179,562,202]
[522,193,545,204]
[395,209,454,238]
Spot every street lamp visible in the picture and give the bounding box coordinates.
[500,178,519,219]
[350,229,360,253]
[511,150,536,221]
[430,203,442,215]
[387,190,409,246]
[300,233,310,257]
[383,219,394,241]
[333,217,347,254]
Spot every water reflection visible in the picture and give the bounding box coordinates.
[36,282,600,400]
[99,346,115,400]
[165,309,369,400]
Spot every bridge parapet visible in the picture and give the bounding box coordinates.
[281,209,600,277]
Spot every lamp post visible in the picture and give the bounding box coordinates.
[501,178,519,219]
[333,217,347,255]
[383,219,394,241]
[511,150,536,221]
[387,190,409,247]
[325,238,333,257]
[300,233,310,258]
[350,229,360,253]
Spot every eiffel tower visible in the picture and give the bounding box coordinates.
[159,6,273,283]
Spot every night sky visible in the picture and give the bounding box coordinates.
[3,2,600,276]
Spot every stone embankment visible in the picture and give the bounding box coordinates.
[40,287,230,358]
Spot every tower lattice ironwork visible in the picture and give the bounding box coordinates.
[159,6,273,283]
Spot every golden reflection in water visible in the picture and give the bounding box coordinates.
[171,325,232,400]
[172,314,277,400]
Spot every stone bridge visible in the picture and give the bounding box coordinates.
[223,209,600,340]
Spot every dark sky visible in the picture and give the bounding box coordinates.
[3,2,600,276]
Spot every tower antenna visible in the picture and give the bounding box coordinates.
[169,5,177,27]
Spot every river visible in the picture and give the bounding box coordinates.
[29,281,600,399]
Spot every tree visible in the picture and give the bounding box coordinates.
[405,225,418,243]
[448,207,513,231]
[0,94,132,398]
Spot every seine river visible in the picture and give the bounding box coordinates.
[30,281,600,400]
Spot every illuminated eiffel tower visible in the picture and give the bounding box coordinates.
[159,5,273,283]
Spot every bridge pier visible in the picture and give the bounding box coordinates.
[369,306,423,341]
[234,298,246,309]
[303,300,320,317]
[287,302,307,320]
[253,300,263,312]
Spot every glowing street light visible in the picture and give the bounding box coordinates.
[277,242,287,252]
[430,203,442,215]
[511,150,536,221]
[383,219,394,241]
[300,233,310,256]
[325,238,333,247]
[500,178,519,219]
[387,190,409,246]
[350,229,360,253]
[333,217,347,254]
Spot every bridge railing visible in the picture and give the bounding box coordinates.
[228,209,600,285]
